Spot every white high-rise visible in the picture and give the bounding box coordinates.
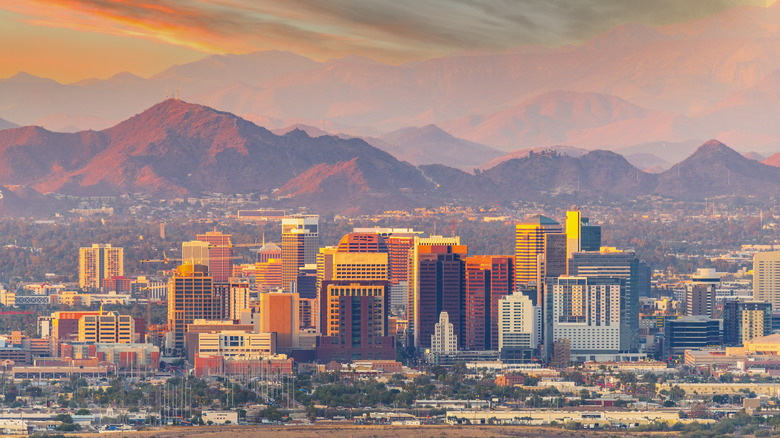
[431,311,457,353]
[754,251,780,308]
[547,276,626,361]
[498,293,541,351]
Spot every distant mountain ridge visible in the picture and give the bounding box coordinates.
[0,100,433,212]
[8,3,780,155]
[375,124,502,170]
[0,101,778,216]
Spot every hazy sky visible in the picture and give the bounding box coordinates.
[0,0,773,83]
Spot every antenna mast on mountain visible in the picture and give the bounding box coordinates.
[165,86,168,99]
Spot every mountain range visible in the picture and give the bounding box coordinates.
[7,3,780,158]
[1,100,780,216]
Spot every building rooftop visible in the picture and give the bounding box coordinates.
[518,214,559,226]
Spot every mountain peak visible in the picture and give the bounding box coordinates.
[119,99,237,128]
[2,72,60,85]
[692,139,735,155]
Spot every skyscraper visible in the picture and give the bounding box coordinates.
[565,210,602,260]
[256,242,281,264]
[431,311,457,353]
[463,255,514,350]
[317,280,394,361]
[182,240,210,268]
[257,291,300,348]
[79,244,123,290]
[415,245,466,350]
[546,276,628,361]
[686,269,719,318]
[498,293,541,351]
[255,258,283,292]
[568,249,641,352]
[282,215,318,291]
[196,231,233,283]
[317,234,389,333]
[167,264,214,355]
[723,301,772,346]
[407,235,463,347]
[229,278,251,321]
[515,215,563,287]
[754,251,780,308]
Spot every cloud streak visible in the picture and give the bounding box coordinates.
[1,0,773,65]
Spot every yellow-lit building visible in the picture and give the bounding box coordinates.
[255,258,282,292]
[168,264,214,355]
[78,312,134,344]
[194,331,276,359]
[515,215,562,286]
[0,289,15,307]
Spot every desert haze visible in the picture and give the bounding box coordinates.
[4,3,780,159]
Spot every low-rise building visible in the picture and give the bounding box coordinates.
[202,410,238,425]
[446,409,711,427]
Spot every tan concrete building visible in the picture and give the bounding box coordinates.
[78,312,134,344]
[193,330,275,360]
[79,244,123,290]
[754,251,780,308]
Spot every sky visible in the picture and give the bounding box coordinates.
[0,0,774,83]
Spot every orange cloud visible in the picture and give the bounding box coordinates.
[0,0,774,82]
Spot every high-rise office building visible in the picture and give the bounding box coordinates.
[229,278,251,321]
[664,316,722,356]
[407,236,464,347]
[565,210,602,260]
[414,244,467,350]
[515,215,563,287]
[256,242,281,264]
[723,301,772,346]
[336,232,388,253]
[79,244,123,290]
[168,264,214,355]
[351,227,421,282]
[316,233,390,334]
[257,291,300,349]
[196,231,233,283]
[282,216,318,291]
[255,258,283,292]
[463,255,514,350]
[386,234,416,284]
[542,233,568,281]
[686,268,719,318]
[546,276,629,361]
[754,251,780,308]
[182,240,210,268]
[317,280,394,361]
[431,311,457,353]
[498,293,541,351]
[568,249,641,352]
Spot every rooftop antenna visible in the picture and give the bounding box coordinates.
[451,218,455,238]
